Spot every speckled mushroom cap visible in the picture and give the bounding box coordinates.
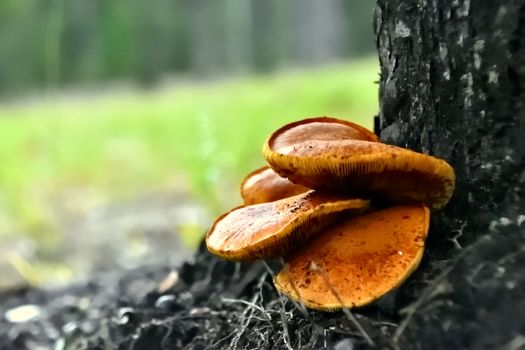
[273,204,430,311]
[241,166,309,205]
[266,117,380,148]
[206,191,369,261]
[263,119,455,210]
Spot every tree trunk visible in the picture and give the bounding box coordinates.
[375,0,525,348]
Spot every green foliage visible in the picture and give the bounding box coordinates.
[0,58,378,240]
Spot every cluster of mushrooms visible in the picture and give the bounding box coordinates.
[206,117,455,311]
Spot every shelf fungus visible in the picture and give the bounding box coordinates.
[263,118,455,210]
[206,116,455,311]
[273,204,430,311]
[206,191,369,261]
[241,166,309,205]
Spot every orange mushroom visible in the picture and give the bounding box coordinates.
[267,117,380,150]
[264,119,455,210]
[206,191,369,261]
[241,166,309,205]
[205,116,454,311]
[273,204,430,311]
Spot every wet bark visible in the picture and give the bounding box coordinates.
[375,0,525,348]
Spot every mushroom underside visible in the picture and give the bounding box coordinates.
[264,139,455,210]
[206,191,369,261]
[273,204,430,311]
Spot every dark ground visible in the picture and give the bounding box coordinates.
[1,219,524,350]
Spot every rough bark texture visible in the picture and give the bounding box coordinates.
[375,0,525,348]
[1,1,524,349]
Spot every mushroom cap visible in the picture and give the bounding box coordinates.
[264,123,455,209]
[241,166,309,205]
[268,117,380,151]
[273,204,430,311]
[206,191,369,261]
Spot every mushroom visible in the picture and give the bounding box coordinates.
[205,116,454,311]
[263,118,455,210]
[273,204,430,311]
[241,166,309,205]
[266,117,380,149]
[206,191,369,261]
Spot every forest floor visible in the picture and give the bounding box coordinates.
[0,190,207,289]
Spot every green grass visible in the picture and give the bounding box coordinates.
[0,57,379,242]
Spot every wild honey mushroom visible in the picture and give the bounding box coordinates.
[206,116,455,311]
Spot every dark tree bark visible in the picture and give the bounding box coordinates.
[375,0,525,348]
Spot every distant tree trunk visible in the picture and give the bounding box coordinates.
[224,0,252,72]
[341,0,376,56]
[187,0,223,74]
[375,0,525,348]
[293,0,346,65]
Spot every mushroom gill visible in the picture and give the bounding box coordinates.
[206,191,369,261]
[264,120,455,210]
[273,204,430,311]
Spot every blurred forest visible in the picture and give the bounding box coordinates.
[0,0,374,94]
[0,0,378,288]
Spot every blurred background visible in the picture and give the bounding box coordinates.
[0,0,378,289]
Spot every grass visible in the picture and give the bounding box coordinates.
[0,57,379,244]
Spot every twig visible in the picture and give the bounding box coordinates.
[221,298,271,321]
[263,261,294,349]
[278,258,318,324]
[309,261,375,346]
[279,294,294,350]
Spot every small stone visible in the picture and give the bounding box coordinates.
[334,338,354,350]
[154,295,178,310]
[189,307,210,316]
[115,307,136,325]
[5,304,42,323]
[158,271,179,293]
[62,321,78,334]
